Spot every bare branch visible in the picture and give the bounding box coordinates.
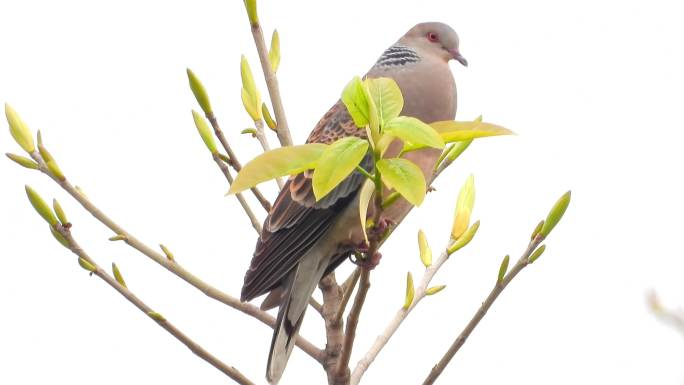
[29,151,324,363]
[309,296,324,316]
[335,268,361,324]
[57,226,256,385]
[334,269,370,384]
[213,153,262,234]
[422,236,544,385]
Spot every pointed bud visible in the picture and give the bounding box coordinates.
[269,29,281,73]
[6,153,39,169]
[25,185,58,226]
[528,244,546,263]
[447,220,480,255]
[240,55,262,121]
[241,128,257,136]
[147,311,166,322]
[531,220,544,240]
[262,103,277,131]
[112,263,127,288]
[191,110,217,153]
[38,144,65,180]
[418,229,432,267]
[74,185,88,198]
[451,175,475,240]
[243,0,258,25]
[403,272,415,310]
[52,198,68,225]
[540,191,571,237]
[381,191,400,209]
[109,234,127,242]
[425,285,446,296]
[78,257,96,272]
[446,139,473,162]
[497,255,510,284]
[50,226,70,248]
[160,244,175,262]
[186,68,213,115]
[5,104,35,153]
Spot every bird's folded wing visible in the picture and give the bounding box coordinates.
[241,102,369,302]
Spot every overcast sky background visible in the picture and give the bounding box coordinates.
[2,0,684,384]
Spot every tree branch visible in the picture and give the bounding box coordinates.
[29,151,324,363]
[213,152,262,234]
[56,225,256,385]
[335,268,361,324]
[421,235,544,385]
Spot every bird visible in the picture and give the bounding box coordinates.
[240,21,467,384]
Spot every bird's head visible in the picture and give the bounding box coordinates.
[401,22,467,66]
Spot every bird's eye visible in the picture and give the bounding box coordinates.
[427,32,439,42]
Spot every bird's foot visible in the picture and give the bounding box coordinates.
[349,248,382,270]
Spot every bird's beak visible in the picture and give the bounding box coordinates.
[448,49,468,67]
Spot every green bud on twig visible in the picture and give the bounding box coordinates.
[447,220,480,255]
[160,244,175,262]
[418,229,432,268]
[262,103,277,131]
[497,255,510,283]
[78,258,96,273]
[5,104,35,153]
[403,272,415,310]
[540,191,571,237]
[50,226,70,248]
[381,191,401,209]
[25,185,58,226]
[531,220,544,240]
[240,55,262,121]
[38,143,65,180]
[5,153,39,169]
[112,263,127,288]
[425,285,446,296]
[269,29,281,73]
[528,244,546,263]
[53,199,68,225]
[186,68,213,115]
[147,311,166,322]
[191,110,217,153]
[109,234,127,242]
[241,128,257,136]
[243,0,258,25]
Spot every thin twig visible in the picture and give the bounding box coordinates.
[57,226,256,385]
[334,268,361,324]
[318,274,346,383]
[309,296,324,316]
[334,270,370,384]
[213,153,262,234]
[248,20,292,147]
[29,151,323,363]
[421,236,544,385]
[207,113,272,211]
[648,291,684,338]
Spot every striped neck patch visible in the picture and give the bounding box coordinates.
[373,45,421,68]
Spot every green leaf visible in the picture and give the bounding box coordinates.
[358,179,374,245]
[431,120,513,143]
[186,68,213,115]
[5,104,35,153]
[269,29,280,73]
[341,76,370,128]
[25,185,57,226]
[418,229,432,267]
[240,55,262,121]
[451,175,475,239]
[497,255,510,283]
[376,158,426,206]
[540,191,571,237]
[364,77,403,126]
[191,110,217,153]
[312,137,369,200]
[403,272,414,310]
[385,116,444,150]
[228,144,328,194]
[5,153,39,169]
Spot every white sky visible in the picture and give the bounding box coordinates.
[1,0,683,384]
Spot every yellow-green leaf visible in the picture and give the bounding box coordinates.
[403,272,414,310]
[240,55,262,121]
[5,104,35,153]
[191,110,217,153]
[228,144,328,194]
[445,139,473,163]
[262,103,277,130]
[451,175,475,239]
[529,244,546,263]
[418,229,432,267]
[38,144,64,180]
[5,153,39,169]
[312,137,369,200]
[78,258,96,272]
[425,285,446,295]
[364,77,403,126]
[269,29,281,73]
[186,68,213,115]
[112,263,127,288]
[53,199,68,225]
[497,255,510,283]
[431,120,513,143]
[385,116,444,150]
[243,0,258,25]
[341,76,370,128]
[377,158,426,206]
[447,220,480,255]
[25,185,57,226]
[358,179,374,245]
[531,220,544,240]
[540,191,571,237]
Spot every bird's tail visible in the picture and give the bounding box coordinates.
[267,253,327,384]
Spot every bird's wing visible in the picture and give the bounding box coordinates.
[241,101,369,302]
